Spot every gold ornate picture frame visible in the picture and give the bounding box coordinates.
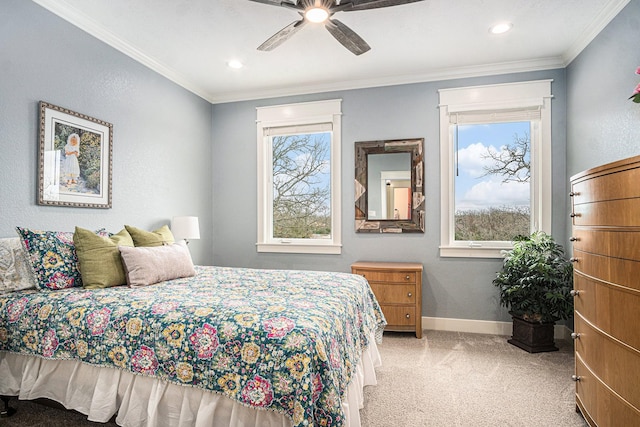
[38,101,113,208]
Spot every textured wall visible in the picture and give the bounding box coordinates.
[212,69,567,322]
[566,0,640,177]
[0,1,213,264]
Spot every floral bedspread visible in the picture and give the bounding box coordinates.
[0,265,386,426]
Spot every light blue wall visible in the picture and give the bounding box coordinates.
[566,0,640,178]
[212,70,567,322]
[5,0,633,324]
[0,1,214,264]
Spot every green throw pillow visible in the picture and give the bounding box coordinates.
[124,224,174,247]
[74,227,134,289]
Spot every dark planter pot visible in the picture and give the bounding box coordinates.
[508,314,558,353]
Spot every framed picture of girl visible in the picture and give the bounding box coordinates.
[38,101,113,208]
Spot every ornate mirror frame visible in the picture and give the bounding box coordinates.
[355,138,425,233]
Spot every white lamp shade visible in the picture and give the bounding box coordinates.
[171,216,200,241]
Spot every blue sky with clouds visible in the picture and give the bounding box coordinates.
[455,121,530,212]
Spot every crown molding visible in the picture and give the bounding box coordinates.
[210,57,566,104]
[562,0,631,65]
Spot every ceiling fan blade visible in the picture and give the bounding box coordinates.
[344,0,425,11]
[257,18,307,51]
[324,18,371,56]
[247,0,296,6]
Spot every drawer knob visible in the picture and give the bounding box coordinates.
[571,332,580,340]
[570,257,579,263]
[405,275,410,281]
[571,375,581,382]
[570,290,580,296]
[405,313,411,319]
[569,237,579,242]
[570,213,581,218]
[407,292,412,297]
[569,192,580,197]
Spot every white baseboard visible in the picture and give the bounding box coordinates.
[422,316,572,340]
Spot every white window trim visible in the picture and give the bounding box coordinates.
[438,80,553,258]
[256,99,342,254]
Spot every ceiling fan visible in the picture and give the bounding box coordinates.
[248,0,424,56]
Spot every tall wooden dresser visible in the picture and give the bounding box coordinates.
[570,154,640,426]
[351,261,422,338]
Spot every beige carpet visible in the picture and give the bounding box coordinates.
[360,330,587,427]
[2,330,587,427]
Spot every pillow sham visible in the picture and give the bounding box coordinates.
[125,224,175,247]
[0,237,37,293]
[119,244,195,287]
[74,226,134,289]
[15,227,109,290]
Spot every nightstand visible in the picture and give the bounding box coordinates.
[351,261,423,338]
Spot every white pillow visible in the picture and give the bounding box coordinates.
[0,237,37,293]
[119,244,195,287]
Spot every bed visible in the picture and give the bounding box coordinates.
[0,232,386,427]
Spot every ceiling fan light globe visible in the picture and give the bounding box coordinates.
[305,7,329,23]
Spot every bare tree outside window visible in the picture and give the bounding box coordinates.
[454,123,531,241]
[272,133,331,239]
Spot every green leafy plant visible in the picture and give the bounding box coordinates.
[493,231,573,323]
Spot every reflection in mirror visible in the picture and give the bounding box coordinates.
[355,138,425,233]
[367,153,411,220]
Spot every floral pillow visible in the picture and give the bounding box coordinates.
[15,227,107,291]
[0,237,37,293]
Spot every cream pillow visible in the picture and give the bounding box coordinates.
[119,244,195,287]
[0,237,37,293]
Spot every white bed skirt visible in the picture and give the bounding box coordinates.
[0,336,381,427]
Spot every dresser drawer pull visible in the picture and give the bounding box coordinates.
[571,375,581,382]
[405,275,410,281]
[571,333,581,340]
[569,192,580,197]
[569,237,579,242]
[570,290,580,297]
[570,213,581,218]
[405,313,411,319]
[407,292,412,297]
[570,257,579,263]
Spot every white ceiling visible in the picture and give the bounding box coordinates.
[33,0,629,104]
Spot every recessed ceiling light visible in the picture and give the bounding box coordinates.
[489,22,513,35]
[227,60,243,69]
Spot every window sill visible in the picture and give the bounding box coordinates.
[439,246,509,259]
[256,242,342,255]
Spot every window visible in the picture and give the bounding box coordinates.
[256,99,342,254]
[438,81,552,258]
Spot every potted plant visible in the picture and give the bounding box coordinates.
[493,231,574,353]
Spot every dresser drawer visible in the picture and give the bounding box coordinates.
[572,198,640,227]
[572,250,640,292]
[380,304,416,326]
[572,228,640,261]
[574,314,640,409]
[369,283,416,304]
[571,166,640,205]
[354,269,416,284]
[575,355,640,427]
[574,273,640,350]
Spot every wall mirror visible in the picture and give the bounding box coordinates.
[355,138,425,233]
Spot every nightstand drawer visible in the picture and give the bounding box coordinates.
[381,305,416,326]
[354,269,416,284]
[369,283,416,304]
